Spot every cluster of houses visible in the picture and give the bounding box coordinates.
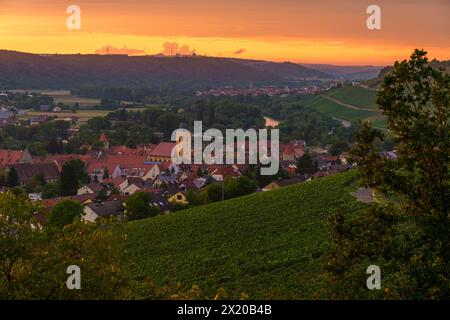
[0,105,19,128]
[194,83,343,97]
[0,133,363,224]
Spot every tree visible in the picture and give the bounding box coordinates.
[224,176,258,200]
[0,192,134,299]
[329,141,349,156]
[96,189,108,202]
[48,199,83,228]
[203,183,223,202]
[325,50,450,299]
[34,173,46,186]
[186,190,207,206]
[41,182,60,199]
[297,152,318,175]
[0,169,7,187]
[6,167,19,187]
[103,167,110,179]
[60,159,88,196]
[124,192,160,221]
[157,113,181,137]
[69,159,89,184]
[60,163,78,196]
[47,137,63,154]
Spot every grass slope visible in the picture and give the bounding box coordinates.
[124,171,365,299]
[325,86,378,109]
[302,95,379,122]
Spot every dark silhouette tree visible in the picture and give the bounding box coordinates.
[6,167,19,187]
[60,163,78,196]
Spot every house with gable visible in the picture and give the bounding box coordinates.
[82,200,124,223]
[0,149,33,167]
[148,142,177,162]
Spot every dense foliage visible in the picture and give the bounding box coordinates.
[325,50,450,299]
[124,192,160,221]
[0,192,133,299]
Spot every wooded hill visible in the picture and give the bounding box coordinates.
[0,50,332,89]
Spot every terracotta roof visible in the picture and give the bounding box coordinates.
[42,194,97,211]
[102,177,126,187]
[208,165,241,177]
[86,154,150,175]
[281,145,295,156]
[294,147,304,158]
[0,149,25,167]
[33,154,92,166]
[148,142,176,158]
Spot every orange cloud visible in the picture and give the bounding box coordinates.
[233,48,246,55]
[95,45,144,55]
[162,42,196,56]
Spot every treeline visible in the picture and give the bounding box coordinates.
[1,92,54,110]
[67,100,265,153]
[0,120,70,156]
[1,93,356,155]
[72,82,200,104]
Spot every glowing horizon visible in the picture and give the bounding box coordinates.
[0,0,449,66]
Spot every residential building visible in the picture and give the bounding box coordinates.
[82,200,124,223]
[0,149,33,167]
[8,162,59,185]
[148,142,176,162]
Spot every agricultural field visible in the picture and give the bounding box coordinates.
[18,107,153,124]
[324,85,378,110]
[42,90,101,107]
[10,90,102,107]
[124,171,366,299]
[302,95,379,122]
[18,109,111,124]
[301,94,387,130]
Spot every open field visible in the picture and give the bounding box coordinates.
[17,107,150,124]
[302,95,381,122]
[18,109,111,123]
[10,89,101,107]
[324,85,378,110]
[124,171,366,299]
[300,88,387,129]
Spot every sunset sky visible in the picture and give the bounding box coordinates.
[0,0,449,65]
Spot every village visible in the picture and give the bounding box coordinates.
[0,131,357,224]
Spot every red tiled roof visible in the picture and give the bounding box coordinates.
[281,145,295,156]
[148,142,176,158]
[43,194,97,211]
[86,154,152,174]
[208,165,241,177]
[294,147,304,158]
[102,177,126,187]
[0,149,25,167]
